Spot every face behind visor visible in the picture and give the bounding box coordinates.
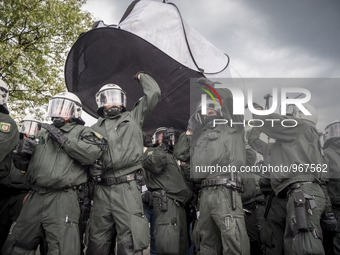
[285,103,318,125]
[19,117,41,137]
[0,79,9,114]
[194,98,222,125]
[47,92,82,119]
[0,87,8,105]
[96,84,127,117]
[152,127,176,146]
[324,121,340,142]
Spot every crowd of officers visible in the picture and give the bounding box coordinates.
[1,74,340,255]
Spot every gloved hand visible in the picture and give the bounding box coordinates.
[196,77,221,87]
[142,190,153,207]
[89,160,103,181]
[16,138,37,156]
[187,112,201,133]
[321,212,338,232]
[41,123,68,147]
[133,71,146,81]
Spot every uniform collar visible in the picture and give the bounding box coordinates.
[60,122,77,132]
[97,113,124,126]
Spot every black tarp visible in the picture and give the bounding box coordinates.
[65,27,204,134]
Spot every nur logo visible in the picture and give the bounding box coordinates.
[198,80,312,116]
[198,82,222,115]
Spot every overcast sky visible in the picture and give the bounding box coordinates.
[81,0,340,130]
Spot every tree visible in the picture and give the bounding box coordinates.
[0,0,94,120]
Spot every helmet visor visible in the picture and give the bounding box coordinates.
[196,99,221,114]
[19,120,41,136]
[47,98,76,118]
[97,90,126,108]
[0,88,8,105]
[325,122,340,141]
[153,128,175,145]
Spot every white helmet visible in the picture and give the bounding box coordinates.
[19,116,42,136]
[197,98,222,115]
[324,120,340,143]
[286,103,318,125]
[0,79,9,106]
[47,92,82,119]
[96,84,127,108]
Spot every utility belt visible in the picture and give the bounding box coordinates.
[152,190,184,212]
[98,173,137,186]
[285,181,320,236]
[31,185,78,194]
[201,177,244,192]
[284,181,315,197]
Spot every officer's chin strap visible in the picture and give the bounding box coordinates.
[52,117,67,128]
[104,106,122,117]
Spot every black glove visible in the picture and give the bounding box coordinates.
[41,123,68,147]
[16,138,37,156]
[133,71,146,81]
[89,161,103,181]
[321,212,337,232]
[142,190,154,207]
[187,112,201,132]
[196,77,221,87]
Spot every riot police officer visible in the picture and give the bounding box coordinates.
[2,92,105,255]
[142,127,192,255]
[323,120,340,254]
[0,79,19,178]
[86,73,160,255]
[0,79,20,251]
[189,78,250,255]
[253,104,334,255]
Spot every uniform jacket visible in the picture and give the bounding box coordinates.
[0,112,19,179]
[324,142,340,206]
[255,113,324,195]
[190,87,246,180]
[26,123,103,191]
[143,146,192,204]
[92,74,161,178]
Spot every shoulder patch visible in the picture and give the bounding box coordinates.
[147,151,153,156]
[93,131,103,139]
[0,122,11,133]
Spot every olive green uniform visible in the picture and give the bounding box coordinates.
[191,87,250,255]
[248,126,286,255]
[87,74,161,255]
[174,132,200,254]
[323,141,340,254]
[143,146,192,254]
[242,147,263,255]
[0,160,30,252]
[2,123,103,255]
[255,114,326,255]
[0,112,19,178]
[0,112,20,251]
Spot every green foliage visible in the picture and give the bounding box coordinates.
[0,0,94,121]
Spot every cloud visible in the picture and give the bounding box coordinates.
[81,0,340,130]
